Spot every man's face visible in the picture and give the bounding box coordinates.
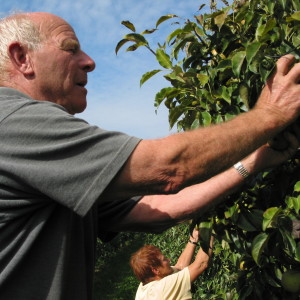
[157,254,173,278]
[29,13,96,114]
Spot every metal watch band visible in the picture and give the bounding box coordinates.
[233,162,249,178]
[189,240,199,246]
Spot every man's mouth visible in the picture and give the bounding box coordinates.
[77,80,87,87]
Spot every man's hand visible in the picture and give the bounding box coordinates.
[255,55,300,127]
[242,123,300,173]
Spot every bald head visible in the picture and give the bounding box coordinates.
[25,12,74,41]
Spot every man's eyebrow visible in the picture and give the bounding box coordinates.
[60,38,80,50]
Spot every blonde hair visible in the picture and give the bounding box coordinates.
[0,13,43,75]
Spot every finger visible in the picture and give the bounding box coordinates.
[284,61,300,83]
[275,54,295,76]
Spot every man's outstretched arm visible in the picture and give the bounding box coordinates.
[110,128,300,232]
[104,55,300,199]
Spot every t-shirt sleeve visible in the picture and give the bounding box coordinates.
[0,100,141,216]
[97,196,142,241]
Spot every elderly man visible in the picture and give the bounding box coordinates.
[0,11,300,300]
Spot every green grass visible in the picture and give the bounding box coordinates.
[94,234,145,300]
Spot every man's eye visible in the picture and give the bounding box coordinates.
[68,48,77,53]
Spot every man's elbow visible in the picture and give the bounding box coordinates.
[162,178,186,194]
[159,166,192,194]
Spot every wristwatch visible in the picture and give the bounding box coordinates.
[233,161,249,178]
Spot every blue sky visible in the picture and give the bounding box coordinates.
[0,0,209,138]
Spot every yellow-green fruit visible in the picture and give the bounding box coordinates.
[239,261,247,270]
[281,270,300,294]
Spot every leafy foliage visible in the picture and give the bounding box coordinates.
[116,0,300,299]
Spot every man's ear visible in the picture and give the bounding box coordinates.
[8,42,34,76]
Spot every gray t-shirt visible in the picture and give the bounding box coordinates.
[0,88,141,299]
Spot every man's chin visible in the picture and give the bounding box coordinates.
[70,100,87,115]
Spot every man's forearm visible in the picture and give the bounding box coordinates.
[113,161,246,232]
[106,107,289,200]
[105,55,300,199]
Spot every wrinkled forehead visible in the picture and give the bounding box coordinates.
[28,12,78,44]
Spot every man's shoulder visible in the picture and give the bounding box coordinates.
[0,87,69,123]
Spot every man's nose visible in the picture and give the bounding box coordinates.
[81,51,96,72]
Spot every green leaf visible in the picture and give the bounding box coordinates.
[259,63,274,82]
[191,118,200,130]
[292,1,300,10]
[197,73,209,85]
[255,18,276,41]
[121,20,136,32]
[294,181,300,192]
[239,82,249,109]
[195,26,205,37]
[246,42,261,64]
[215,115,223,124]
[169,106,185,128]
[262,207,282,231]
[156,49,173,69]
[286,196,300,214]
[166,28,183,44]
[164,72,186,84]
[218,86,231,104]
[201,111,212,126]
[156,14,177,28]
[115,39,129,55]
[214,11,227,31]
[124,33,148,45]
[225,204,238,219]
[232,51,246,77]
[199,221,213,254]
[155,87,180,107]
[264,18,276,35]
[140,70,162,87]
[171,35,194,60]
[266,2,275,14]
[278,0,287,9]
[238,214,258,232]
[216,59,232,71]
[262,269,281,287]
[126,44,141,52]
[290,11,300,21]
[142,29,158,34]
[252,232,269,265]
[248,57,260,74]
[279,227,296,253]
[225,112,236,121]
